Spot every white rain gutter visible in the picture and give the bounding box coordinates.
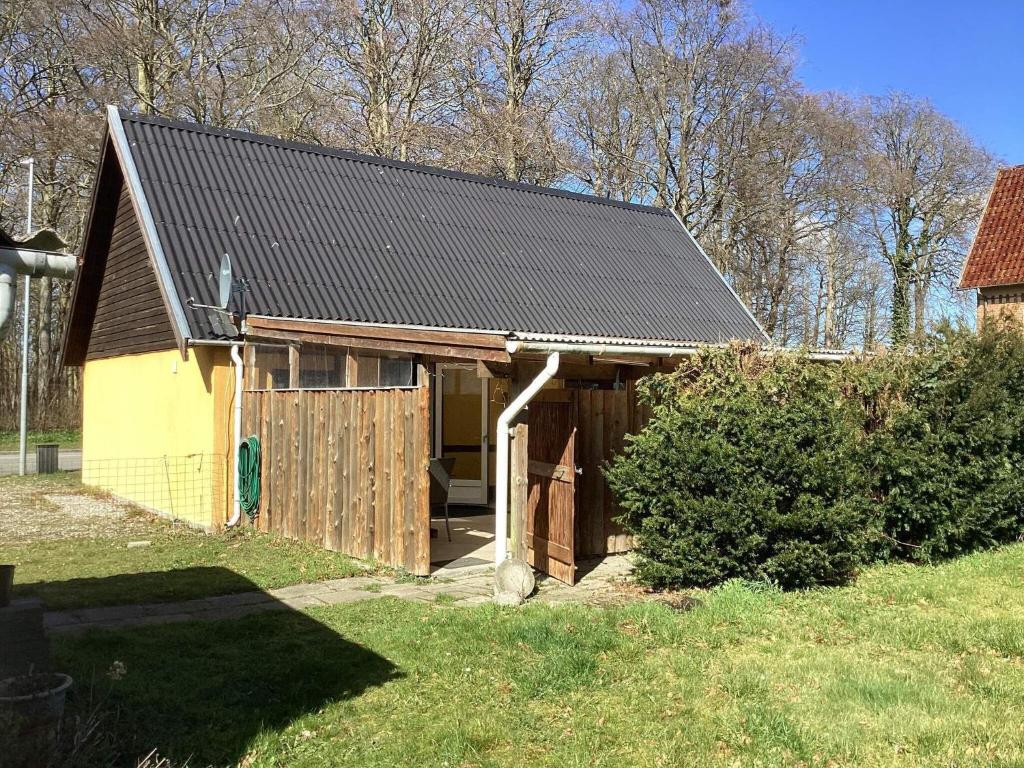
[506,339,701,357]
[0,247,76,335]
[507,339,855,363]
[494,351,559,564]
[226,343,244,527]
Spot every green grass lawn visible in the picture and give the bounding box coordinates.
[53,545,1024,767]
[0,428,81,451]
[0,474,365,610]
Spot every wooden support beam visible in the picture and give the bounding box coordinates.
[244,317,511,363]
[510,421,528,561]
[246,327,510,363]
[288,345,300,389]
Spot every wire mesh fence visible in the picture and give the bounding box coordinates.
[81,454,228,529]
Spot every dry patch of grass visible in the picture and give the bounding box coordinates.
[0,474,365,610]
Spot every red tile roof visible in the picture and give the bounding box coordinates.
[961,165,1024,289]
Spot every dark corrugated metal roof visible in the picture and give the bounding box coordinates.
[120,112,766,344]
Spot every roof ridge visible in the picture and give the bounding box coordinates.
[119,110,669,216]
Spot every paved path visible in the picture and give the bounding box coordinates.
[45,556,635,635]
[0,449,81,476]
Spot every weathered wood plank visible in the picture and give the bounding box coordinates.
[359,389,375,558]
[608,390,630,553]
[527,459,573,482]
[413,383,431,576]
[289,391,301,541]
[245,316,508,351]
[348,390,366,558]
[509,420,529,561]
[325,393,338,550]
[372,391,390,565]
[393,391,408,570]
[338,391,352,555]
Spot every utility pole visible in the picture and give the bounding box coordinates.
[18,158,33,476]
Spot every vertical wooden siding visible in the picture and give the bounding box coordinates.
[575,385,651,557]
[243,387,431,574]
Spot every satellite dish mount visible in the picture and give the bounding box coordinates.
[218,252,250,323]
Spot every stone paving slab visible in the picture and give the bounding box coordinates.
[44,555,635,634]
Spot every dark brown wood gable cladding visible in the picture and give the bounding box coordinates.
[244,316,511,363]
[85,184,177,360]
[62,138,121,366]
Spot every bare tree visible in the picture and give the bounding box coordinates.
[458,0,585,183]
[74,0,328,132]
[863,93,993,346]
[561,53,646,202]
[321,0,470,161]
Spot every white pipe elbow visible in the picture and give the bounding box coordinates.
[0,267,14,339]
[494,351,559,564]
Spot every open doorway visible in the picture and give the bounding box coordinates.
[434,364,488,505]
[429,365,509,573]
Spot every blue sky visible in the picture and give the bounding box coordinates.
[751,0,1024,165]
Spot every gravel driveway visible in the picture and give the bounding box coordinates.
[0,476,153,544]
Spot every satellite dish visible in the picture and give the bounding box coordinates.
[218,253,233,309]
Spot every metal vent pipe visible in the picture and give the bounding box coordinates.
[0,247,76,336]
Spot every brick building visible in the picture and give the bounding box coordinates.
[960,165,1024,328]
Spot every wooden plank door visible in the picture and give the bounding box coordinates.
[526,401,577,584]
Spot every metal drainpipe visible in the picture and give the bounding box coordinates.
[18,158,32,477]
[226,343,244,527]
[493,351,559,564]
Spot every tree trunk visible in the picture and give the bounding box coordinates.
[913,277,928,341]
[863,293,876,350]
[890,266,912,347]
[822,239,838,348]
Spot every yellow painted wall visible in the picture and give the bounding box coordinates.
[81,346,233,528]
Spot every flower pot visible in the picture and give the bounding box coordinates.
[0,673,73,768]
[0,564,14,607]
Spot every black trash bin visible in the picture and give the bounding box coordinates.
[35,444,58,474]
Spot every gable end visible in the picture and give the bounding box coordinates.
[84,184,177,360]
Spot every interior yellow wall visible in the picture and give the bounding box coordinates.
[81,346,233,528]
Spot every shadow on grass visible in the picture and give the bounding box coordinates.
[48,568,400,767]
[17,566,271,611]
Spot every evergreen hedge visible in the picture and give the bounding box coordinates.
[606,326,1024,590]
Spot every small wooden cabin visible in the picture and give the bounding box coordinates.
[961,165,1024,328]
[63,108,766,584]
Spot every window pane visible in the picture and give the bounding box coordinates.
[380,357,414,387]
[299,344,346,388]
[250,345,289,390]
[355,355,379,387]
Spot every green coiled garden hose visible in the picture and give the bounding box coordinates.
[238,435,261,521]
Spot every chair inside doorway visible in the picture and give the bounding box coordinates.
[429,364,505,574]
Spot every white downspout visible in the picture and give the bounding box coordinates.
[226,343,244,527]
[494,351,559,564]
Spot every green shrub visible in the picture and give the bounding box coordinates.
[864,326,1024,561]
[608,327,1024,592]
[606,347,872,590]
